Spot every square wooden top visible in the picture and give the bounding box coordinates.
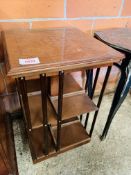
[95,28,131,54]
[2,27,124,78]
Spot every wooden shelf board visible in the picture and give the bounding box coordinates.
[52,121,90,152]
[52,94,98,121]
[28,95,57,129]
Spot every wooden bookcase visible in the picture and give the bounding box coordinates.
[20,73,97,163]
[2,27,124,163]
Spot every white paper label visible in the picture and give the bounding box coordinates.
[19,57,40,65]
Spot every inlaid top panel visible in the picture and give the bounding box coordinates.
[95,28,131,53]
[2,28,124,77]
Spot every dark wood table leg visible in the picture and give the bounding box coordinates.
[101,56,131,140]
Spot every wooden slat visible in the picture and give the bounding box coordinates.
[52,94,98,121]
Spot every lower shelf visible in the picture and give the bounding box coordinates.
[28,120,90,163]
[52,121,91,152]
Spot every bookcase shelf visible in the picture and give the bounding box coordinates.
[51,94,98,122]
[29,120,90,163]
[29,127,56,163]
[27,93,97,129]
[51,120,91,152]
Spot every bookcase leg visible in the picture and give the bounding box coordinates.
[18,77,32,130]
[18,77,37,159]
[40,74,48,155]
[89,66,112,137]
[56,71,64,151]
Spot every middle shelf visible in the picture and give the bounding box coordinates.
[28,93,98,129]
[51,94,98,121]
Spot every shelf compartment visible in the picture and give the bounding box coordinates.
[51,73,83,96]
[26,74,84,96]
[51,94,98,121]
[28,120,90,163]
[28,95,57,129]
[51,120,90,152]
[29,127,56,163]
[26,79,40,93]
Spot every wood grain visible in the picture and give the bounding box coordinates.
[2,28,124,77]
